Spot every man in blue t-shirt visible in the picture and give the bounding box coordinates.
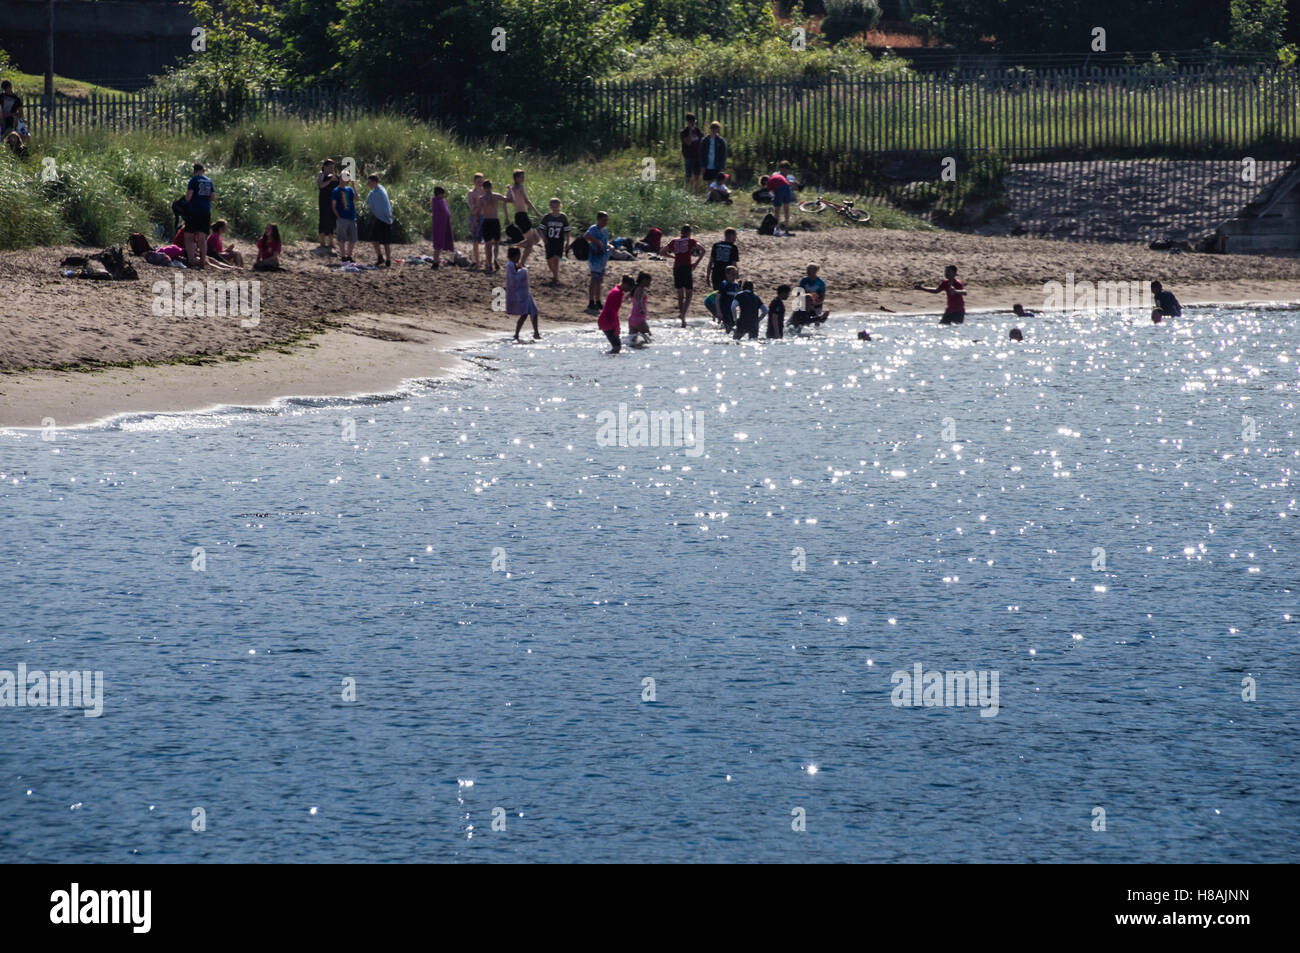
[182,163,215,267]
[584,211,611,312]
[332,174,360,263]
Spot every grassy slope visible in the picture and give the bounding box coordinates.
[0,116,928,250]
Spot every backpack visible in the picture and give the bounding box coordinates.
[569,234,589,261]
[128,232,151,256]
[758,213,777,236]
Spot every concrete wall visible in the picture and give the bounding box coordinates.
[3,0,196,91]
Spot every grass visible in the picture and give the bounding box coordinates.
[2,70,128,100]
[0,115,927,251]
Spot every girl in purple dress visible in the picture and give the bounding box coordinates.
[431,186,456,263]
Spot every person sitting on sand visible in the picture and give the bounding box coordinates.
[752,175,773,205]
[767,284,790,339]
[254,223,282,271]
[206,220,244,269]
[628,271,653,343]
[916,264,965,324]
[1012,303,1035,318]
[505,246,540,342]
[730,281,768,340]
[1150,281,1181,321]
[597,273,635,354]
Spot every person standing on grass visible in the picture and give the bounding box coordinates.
[664,223,704,327]
[506,246,541,341]
[316,159,340,253]
[767,161,797,235]
[182,163,215,269]
[431,186,456,264]
[538,198,569,285]
[597,273,635,354]
[332,173,359,263]
[585,211,611,312]
[366,174,393,268]
[478,178,509,273]
[706,228,740,293]
[916,264,965,324]
[699,121,727,191]
[505,169,542,265]
[680,113,704,195]
[468,173,485,268]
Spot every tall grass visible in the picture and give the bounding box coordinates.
[0,115,918,251]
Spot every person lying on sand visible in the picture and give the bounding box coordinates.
[916,264,965,324]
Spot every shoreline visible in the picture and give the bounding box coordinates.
[4,283,1297,429]
[8,230,1300,429]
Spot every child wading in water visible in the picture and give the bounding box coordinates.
[506,246,540,341]
[916,264,966,324]
[628,271,653,344]
[767,284,790,338]
[597,274,635,354]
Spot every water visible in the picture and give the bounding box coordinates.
[3,308,1298,863]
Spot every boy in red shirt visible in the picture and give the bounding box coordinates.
[916,264,966,324]
[664,223,704,326]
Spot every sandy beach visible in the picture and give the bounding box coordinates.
[6,229,1300,427]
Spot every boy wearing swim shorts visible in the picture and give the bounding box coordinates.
[585,211,611,312]
[664,223,704,327]
[538,198,569,285]
[478,179,508,272]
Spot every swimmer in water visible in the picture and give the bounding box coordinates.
[1009,327,1023,341]
[1012,303,1035,318]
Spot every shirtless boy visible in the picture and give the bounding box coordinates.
[505,169,542,265]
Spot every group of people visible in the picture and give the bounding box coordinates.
[314,159,395,266]
[157,164,282,271]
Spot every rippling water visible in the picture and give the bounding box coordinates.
[3,307,1298,863]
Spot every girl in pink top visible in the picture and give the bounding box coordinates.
[627,271,652,342]
[431,186,456,262]
[598,274,635,354]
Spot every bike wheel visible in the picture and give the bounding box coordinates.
[798,199,827,214]
[841,207,871,224]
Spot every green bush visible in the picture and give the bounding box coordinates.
[820,0,883,46]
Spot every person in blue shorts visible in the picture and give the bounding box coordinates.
[585,211,611,312]
[767,161,797,235]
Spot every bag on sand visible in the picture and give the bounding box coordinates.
[128,232,151,256]
[758,213,778,236]
[569,235,590,261]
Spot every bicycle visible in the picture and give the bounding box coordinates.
[797,190,871,223]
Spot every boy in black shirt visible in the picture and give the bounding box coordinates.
[538,198,569,285]
[706,228,739,291]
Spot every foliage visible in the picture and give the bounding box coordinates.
[820,0,883,45]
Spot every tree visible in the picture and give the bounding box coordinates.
[1228,0,1290,52]
[820,0,882,45]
